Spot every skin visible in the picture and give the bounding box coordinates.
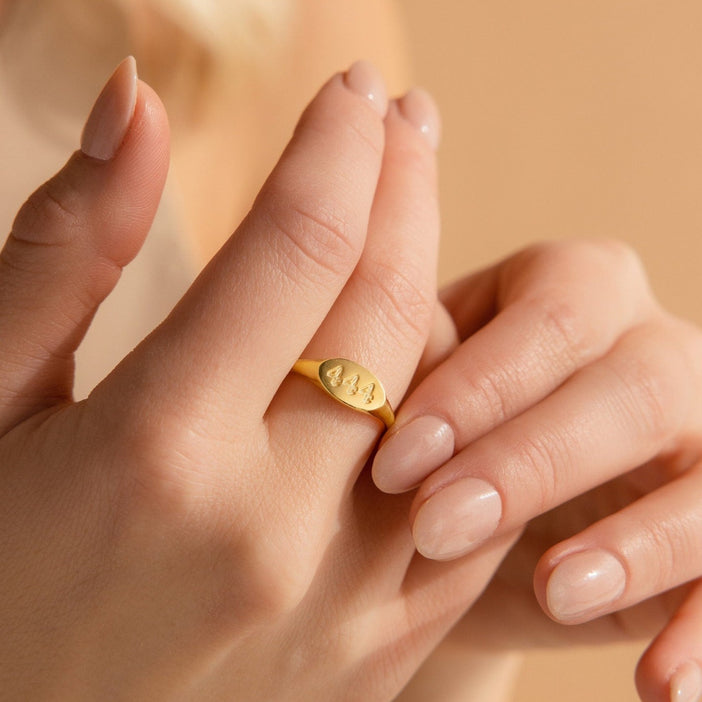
[2,3,701,700]
[0,64,522,701]
[377,241,702,702]
[141,0,702,692]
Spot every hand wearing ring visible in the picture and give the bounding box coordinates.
[0,60,519,702]
[292,358,395,428]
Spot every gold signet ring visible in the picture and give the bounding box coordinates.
[291,358,395,429]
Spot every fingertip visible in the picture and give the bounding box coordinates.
[636,581,702,702]
[87,77,170,267]
[371,415,454,494]
[343,60,388,117]
[395,87,441,150]
[79,55,171,167]
[411,477,502,561]
[81,56,138,161]
[130,78,171,152]
[635,648,666,702]
[668,661,702,702]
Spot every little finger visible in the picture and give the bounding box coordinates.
[534,462,702,626]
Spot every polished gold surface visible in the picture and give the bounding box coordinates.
[292,358,395,429]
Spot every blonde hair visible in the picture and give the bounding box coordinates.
[0,0,291,144]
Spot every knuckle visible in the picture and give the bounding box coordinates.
[510,239,648,292]
[625,370,670,442]
[532,295,591,363]
[608,343,683,444]
[633,514,691,592]
[590,239,651,295]
[266,198,361,286]
[506,429,569,513]
[357,260,434,346]
[206,518,317,624]
[88,427,314,626]
[462,367,511,426]
[297,94,384,162]
[11,166,81,246]
[596,238,645,274]
[88,400,216,524]
[240,553,313,620]
[505,240,587,281]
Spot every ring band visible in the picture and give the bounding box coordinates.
[291,358,395,429]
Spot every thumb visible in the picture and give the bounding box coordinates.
[0,56,170,433]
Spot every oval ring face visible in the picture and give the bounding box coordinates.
[318,358,387,412]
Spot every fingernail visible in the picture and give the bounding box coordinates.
[372,416,454,493]
[344,60,388,117]
[81,56,138,160]
[546,550,626,622]
[397,88,441,150]
[670,661,702,702]
[412,478,502,560]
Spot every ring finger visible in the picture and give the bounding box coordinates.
[265,89,442,550]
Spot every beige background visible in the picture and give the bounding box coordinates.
[403,1,702,328]
[401,2,700,700]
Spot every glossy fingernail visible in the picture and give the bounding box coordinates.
[412,478,502,560]
[344,60,388,117]
[670,661,702,702]
[397,88,441,149]
[546,550,626,622]
[81,56,138,160]
[372,416,454,493]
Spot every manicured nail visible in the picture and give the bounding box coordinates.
[546,550,626,622]
[397,88,441,149]
[372,416,454,494]
[412,478,502,560]
[670,661,702,702]
[344,60,388,117]
[81,56,138,160]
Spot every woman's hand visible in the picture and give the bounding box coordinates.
[0,59,518,701]
[373,241,702,702]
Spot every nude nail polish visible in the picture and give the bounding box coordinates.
[670,661,702,702]
[546,550,626,622]
[81,56,138,160]
[344,60,388,116]
[412,478,502,560]
[397,88,441,149]
[372,416,454,493]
